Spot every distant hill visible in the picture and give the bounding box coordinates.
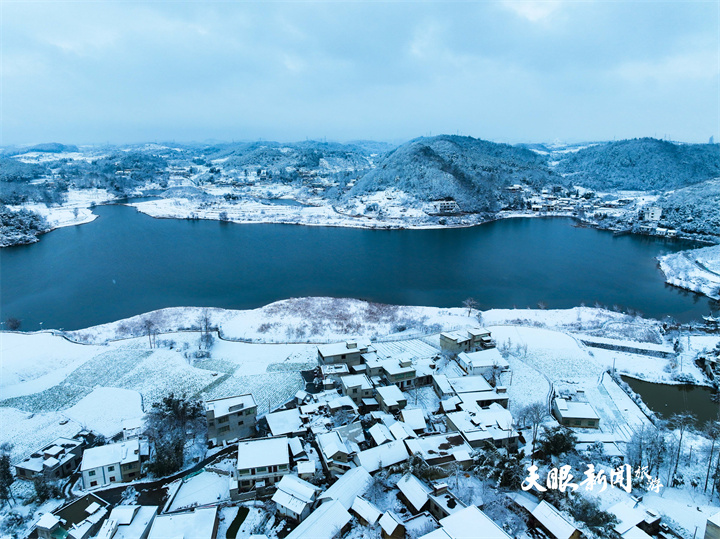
[348,135,556,212]
[659,179,720,238]
[26,143,79,153]
[200,140,377,175]
[554,138,720,191]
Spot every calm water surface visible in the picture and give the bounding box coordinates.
[0,204,714,331]
[622,376,718,424]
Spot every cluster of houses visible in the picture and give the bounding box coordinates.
[23,324,706,539]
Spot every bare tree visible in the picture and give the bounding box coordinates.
[704,420,720,492]
[669,412,696,485]
[518,402,549,464]
[463,297,478,317]
[142,318,156,349]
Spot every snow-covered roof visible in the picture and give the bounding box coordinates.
[401,409,427,432]
[341,374,373,391]
[554,398,600,420]
[205,393,256,418]
[438,506,511,539]
[397,474,431,512]
[35,513,60,530]
[389,421,417,441]
[354,440,410,473]
[531,501,578,539]
[266,408,304,436]
[458,349,508,369]
[405,434,473,464]
[379,511,404,535]
[81,439,140,471]
[286,500,351,539]
[447,376,492,394]
[237,436,289,470]
[297,460,316,476]
[288,437,305,458]
[272,475,319,515]
[608,501,652,535]
[109,506,158,539]
[622,526,652,539]
[351,496,382,525]
[382,359,415,377]
[328,395,358,411]
[376,384,405,407]
[369,423,394,446]
[709,511,720,527]
[318,467,372,509]
[147,507,217,539]
[433,374,454,395]
[318,340,372,358]
[317,431,352,461]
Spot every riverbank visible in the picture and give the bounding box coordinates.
[658,244,720,302]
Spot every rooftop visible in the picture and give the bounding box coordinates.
[266,408,303,436]
[531,501,578,539]
[286,500,351,539]
[81,439,140,471]
[237,436,289,470]
[147,507,217,539]
[205,394,256,418]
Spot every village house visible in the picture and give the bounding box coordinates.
[456,349,509,380]
[530,500,581,539]
[285,500,352,539]
[147,507,218,539]
[205,393,257,446]
[316,430,357,477]
[376,384,408,413]
[35,493,110,539]
[351,496,383,526]
[397,474,432,515]
[234,436,290,494]
[420,505,512,539]
[81,439,141,489]
[552,397,600,428]
[381,357,417,389]
[400,409,428,434]
[272,474,321,521]
[318,340,375,366]
[439,328,494,354]
[341,374,375,404]
[445,403,519,450]
[318,466,373,509]
[354,440,410,473]
[447,376,510,408]
[404,434,473,470]
[95,505,158,539]
[426,482,467,521]
[15,436,84,481]
[265,408,306,437]
[379,511,406,539]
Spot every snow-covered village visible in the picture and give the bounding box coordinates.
[2,1,720,539]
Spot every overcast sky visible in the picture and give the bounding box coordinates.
[2,1,718,145]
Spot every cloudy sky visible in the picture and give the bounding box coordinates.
[2,1,718,145]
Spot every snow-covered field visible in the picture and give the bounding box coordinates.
[658,244,720,300]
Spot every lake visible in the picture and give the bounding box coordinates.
[0,204,715,331]
[622,376,718,425]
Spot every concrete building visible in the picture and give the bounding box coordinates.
[552,398,600,429]
[15,436,84,481]
[81,440,141,489]
[205,394,257,446]
[235,436,290,494]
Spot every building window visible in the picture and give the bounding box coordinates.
[219,426,230,433]
[90,481,97,487]
[238,469,249,476]
[89,470,96,476]
[109,476,116,482]
[218,416,229,424]
[256,467,267,473]
[108,466,115,471]
[587,420,595,426]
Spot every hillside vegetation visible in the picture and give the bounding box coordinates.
[349,135,556,212]
[554,138,720,191]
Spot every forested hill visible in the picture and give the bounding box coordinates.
[554,138,720,191]
[348,135,557,212]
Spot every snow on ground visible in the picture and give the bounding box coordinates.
[63,388,143,438]
[0,407,81,463]
[129,188,489,230]
[0,332,104,399]
[168,471,231,511]
[216,506,239,538]
[659,245,720,300]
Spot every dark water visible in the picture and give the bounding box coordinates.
[0,205,714,331]
[622,376,718,424]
